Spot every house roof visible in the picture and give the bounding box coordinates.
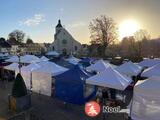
[0,39,11,48]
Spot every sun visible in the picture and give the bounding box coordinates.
[119,19,140,40]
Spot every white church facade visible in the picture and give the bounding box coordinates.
[51,20,82,55]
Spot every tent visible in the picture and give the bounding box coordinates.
[104,60,117,68]
[130,76,160,120]
[31,61,68,96]
[5,55,19,63]
[40,56,49,61]
[116,61,142,76]
[86,67,132,90]
[55,66,96,105]
[141,64,160,77]
[79,58,92,67]
[34,61,68,76]
[138,59,160,68]
[86,59,111,72]
[0,53,9,57]
[46,51,59,56]
[6,55,40,63]
[66,56,81,65]
[21,55,40,63]
[54,58,75,69]
[21,63,41,89]
[4,63,19,71]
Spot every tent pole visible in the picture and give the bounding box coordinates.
[129,89,134,119]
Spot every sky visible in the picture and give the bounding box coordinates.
[0,0,160,44]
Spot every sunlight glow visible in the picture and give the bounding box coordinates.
[119,19,140,40]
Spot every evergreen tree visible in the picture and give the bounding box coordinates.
[12,73,27,97]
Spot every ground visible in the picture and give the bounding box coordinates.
[0,81,132,120]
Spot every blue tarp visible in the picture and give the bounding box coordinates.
[54,65,96,105]
[79,58,92,67]
[50,58,75,69]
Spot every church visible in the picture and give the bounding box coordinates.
[51,20,82,55]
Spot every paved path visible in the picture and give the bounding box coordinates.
[0,81,132,120]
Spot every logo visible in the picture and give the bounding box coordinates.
[85,101,100,117]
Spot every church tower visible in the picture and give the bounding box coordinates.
[55,19,62,33]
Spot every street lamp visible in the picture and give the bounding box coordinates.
[17,48,22,74]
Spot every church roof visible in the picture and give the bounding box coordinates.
[56,20,62,28]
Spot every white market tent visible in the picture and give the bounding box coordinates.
[86,59,111,72]
[66,56,81,65]
[46,51,59,56]
[86,67,132,90]
[0,53,9,57]
[21,55,40,63]
[31,61,68,96]
[138,59,160,68]
[4,63,19,71]
[104,60,117,68]
[141,64,160,77]
[5,55,19,63]
[34,61,68,76]
[116,61,142,76]
[21,63,41,89]
[131,76,160,120]
[6,55,40,63]
[40,56,49,61]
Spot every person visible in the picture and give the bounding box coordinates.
[96,88,102,103]
[102,88,109,105]
[110,88,116,100]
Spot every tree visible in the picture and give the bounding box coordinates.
[0,37,6,42]
[8,30,25,43]
[134,29,150,41]
[134,29,150,59]
[89,15,118,57]
[12,73,27,97]
[26,38,34,44]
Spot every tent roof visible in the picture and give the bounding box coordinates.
[66,56,81,65]
[4,63,19,71]
[0,53,9,57]
[6,55,40,63]
[86,59,111,72]
[138,59,160,67]
[33,61,68,76]
[21,55,40,63]
[21,63,41,72]
[141,64,160,77]
[5,55,19,63]
[80,58,91,63]
[46,51,59,56]
[86,67,132,90]
[116,61,142,76]
[134,76,160,96]
[40,56,49,61]
[55,58,75,69]
[55,65,90,83]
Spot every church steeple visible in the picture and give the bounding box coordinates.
[56,19,62,28]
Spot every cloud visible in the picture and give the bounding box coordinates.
[67,22,86,28]
[19,14,45,26]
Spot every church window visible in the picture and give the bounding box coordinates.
[75,46,78,51]
[62,39,67,44]
[52,46,55,51]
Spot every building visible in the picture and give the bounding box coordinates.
[0,38,11,53]
[25,43,42,55]
[51,20,82,55]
